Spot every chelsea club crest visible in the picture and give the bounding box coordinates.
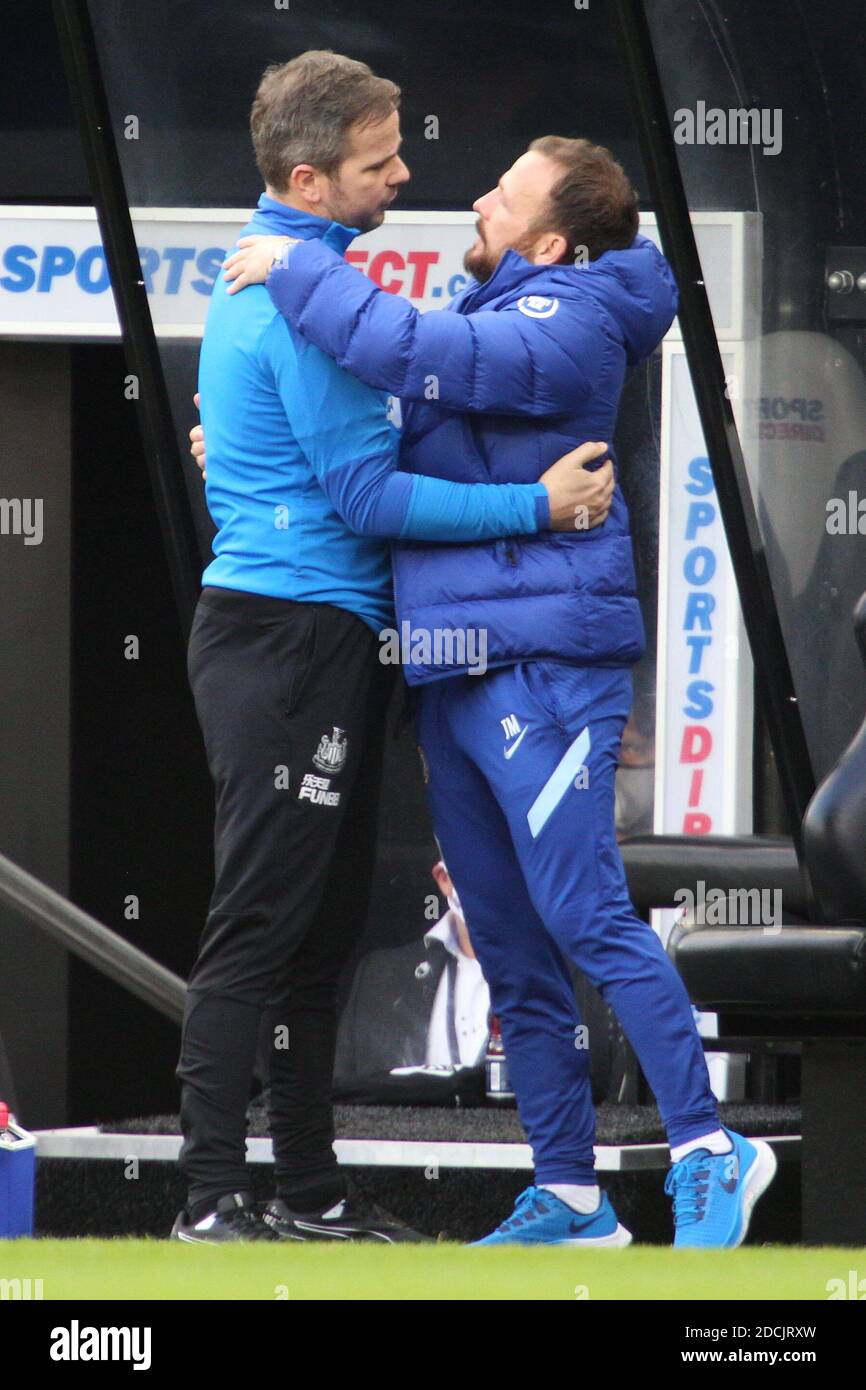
[517,294,560,319]
[312,726,348,775]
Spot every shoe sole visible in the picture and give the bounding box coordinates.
[473,1222,633,1248]
[730,1139,777,1248]
[553,1222,634,1248]
[172,1224,276,1244]
[264,1215,426,1243]
[271,1225,408,1243]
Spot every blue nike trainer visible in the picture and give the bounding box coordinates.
[665,1127,778,1248]
[471,1186,633,1247]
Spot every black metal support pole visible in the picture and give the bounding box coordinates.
[610,0,815,855]
[0,852,185,1025]
[52,0,200,639]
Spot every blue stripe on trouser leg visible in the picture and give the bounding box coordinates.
[415,679,598,1185]
[417,662,720,1170]
[527,726,591,838]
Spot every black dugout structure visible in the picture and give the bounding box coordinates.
[1,0,866,1243]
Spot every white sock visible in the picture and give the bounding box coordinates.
[540,1183,601,1214]
[670,1128,733,1164]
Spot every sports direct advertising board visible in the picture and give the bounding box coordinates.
[0,208,479,335]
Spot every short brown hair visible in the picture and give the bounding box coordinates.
[528,136,639,262]
[251,50,400,192]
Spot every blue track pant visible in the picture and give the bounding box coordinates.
[416,660,720,1185]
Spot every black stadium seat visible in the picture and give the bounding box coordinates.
[618,591,866,1245]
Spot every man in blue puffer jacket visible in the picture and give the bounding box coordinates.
[220,135,777,1248]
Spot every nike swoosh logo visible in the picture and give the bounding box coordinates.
[504,727,528,759]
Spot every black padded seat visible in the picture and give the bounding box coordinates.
[673,924,866,1015]
[620,832,811,919]
[614,598,866,1244]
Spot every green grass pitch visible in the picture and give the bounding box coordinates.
[1,1239,864,1300]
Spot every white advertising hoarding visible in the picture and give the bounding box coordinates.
[0,207,479,337]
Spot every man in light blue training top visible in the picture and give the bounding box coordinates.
[214,116,778,1247]
[173,50,609,1246]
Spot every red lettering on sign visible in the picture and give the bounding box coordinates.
[687,768,703,807]
[679,726,712,763]
[683,812,712,835]
[368,250,405,293]
[405,250,439,298]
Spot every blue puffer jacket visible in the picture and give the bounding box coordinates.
[265,233,678,683]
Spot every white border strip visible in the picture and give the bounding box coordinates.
[32,1127,799,1172]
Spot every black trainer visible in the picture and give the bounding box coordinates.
[261,1193,432,1243]
[171,1190,277,1243]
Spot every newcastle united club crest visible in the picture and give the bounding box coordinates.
[312,726,348,775]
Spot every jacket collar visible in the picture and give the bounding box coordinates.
[459,236,642,311]
[458,248,554,311]
[248,192,358,255]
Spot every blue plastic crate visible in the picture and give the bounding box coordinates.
[0,1113,37,1238]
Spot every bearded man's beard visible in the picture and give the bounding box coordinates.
[463,228,542,283]
[463,238,497,283]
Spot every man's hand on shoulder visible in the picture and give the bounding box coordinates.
[223,235,298,295]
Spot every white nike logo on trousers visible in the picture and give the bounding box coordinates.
[504,726,528,758]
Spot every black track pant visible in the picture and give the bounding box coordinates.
[177,587,393,1214]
